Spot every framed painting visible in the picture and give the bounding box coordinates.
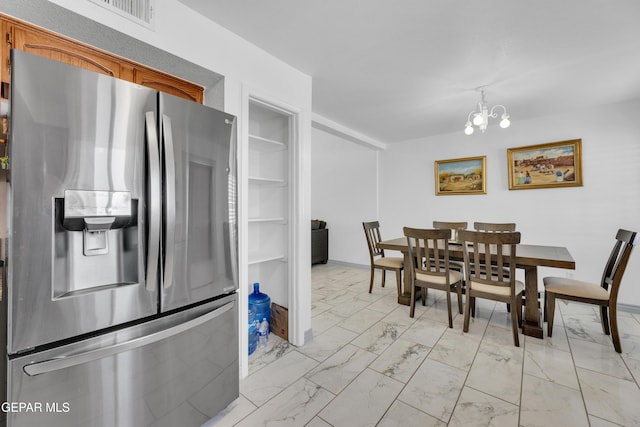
[435,156,486,195]
[507,139,583,190]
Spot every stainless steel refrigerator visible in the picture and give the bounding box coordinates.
[1,50,238,427]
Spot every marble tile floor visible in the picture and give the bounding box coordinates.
[206,263,640,427]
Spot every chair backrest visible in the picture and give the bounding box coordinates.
[404,227,453,281]
[458,229,521,288]
[474,222,516,232]
[602,229,637,302]
[363,221,385,260]
[433,221,468,242]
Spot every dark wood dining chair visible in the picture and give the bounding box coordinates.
[433,221,468,305]
[362,221,404,295]
[474,221,521,313]
[473,222,516,233]
[433,221,468,242]
[544,229,637,353]
[472,222,516,274]
[404,227,463,326]
[459,229,524,346]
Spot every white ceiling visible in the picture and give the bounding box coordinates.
[178,0,640,144]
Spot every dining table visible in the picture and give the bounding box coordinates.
[377,237,575,339]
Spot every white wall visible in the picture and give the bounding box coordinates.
[311,127,379,265]
[379,100,640,307]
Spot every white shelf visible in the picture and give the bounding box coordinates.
[249,176,287,185]
[248,253,287,265]
[249,134,287,152]
[249,217,287,224]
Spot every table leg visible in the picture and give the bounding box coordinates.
[398,254,412,306]
[522,265,543,338]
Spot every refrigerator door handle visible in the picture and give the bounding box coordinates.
[162,114,176,289]
[226,117,239,286]
[23,301,235,376]
[145,111,161,291]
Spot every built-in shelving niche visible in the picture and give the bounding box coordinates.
[246,95,294,345]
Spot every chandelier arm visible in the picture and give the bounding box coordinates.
[488,104,507,118]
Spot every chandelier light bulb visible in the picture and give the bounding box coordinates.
[472,113,484,126]
[500,113,511,128]
[464,123,474,135]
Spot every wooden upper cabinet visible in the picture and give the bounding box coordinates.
[1,15,204,104]
[133,66,203,104]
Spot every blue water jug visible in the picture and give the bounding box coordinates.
[248,306,258,355]
[248,282,270,334]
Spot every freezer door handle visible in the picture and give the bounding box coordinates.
[145,112,161,291]
[162,114,176,289]
[23,301,235,376]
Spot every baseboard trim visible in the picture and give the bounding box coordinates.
[303,328,313,345]
[324,260,369,270]
[618,303,640,314]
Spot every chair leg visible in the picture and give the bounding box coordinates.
[600,305,610,335]
[422,288,427,306]
[395,269,402,299]
[456,284,463,315]
[609,302,622,353]
[510,296,520,347]
[543,290,547,322]
[547,293,556,337]
[409,283,416,318]
[381,269,386,288]
[368,266,375,293]
[463,292,471,332]
[446,289,453,328]
[471,297,476,318]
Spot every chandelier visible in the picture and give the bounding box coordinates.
[464,88,510,135]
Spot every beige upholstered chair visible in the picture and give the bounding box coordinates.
[362,221,403,295]
[404,227,463,326]
[544,229,637,353]
[459,229,524,346]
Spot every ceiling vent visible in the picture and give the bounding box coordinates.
[88,0,155,29]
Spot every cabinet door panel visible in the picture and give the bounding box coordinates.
[13,25,121,78]
[134,67,203,103]
[1,20,11,85]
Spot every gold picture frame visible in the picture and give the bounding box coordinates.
[507,139,583,190]
[435,156,486,195]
